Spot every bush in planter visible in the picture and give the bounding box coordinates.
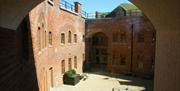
[63,69,80,85]
[64,69,76,78]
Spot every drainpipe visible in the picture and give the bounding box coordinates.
[130,24,134,73]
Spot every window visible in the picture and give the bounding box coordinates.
[38,27,41,51]
[68,58,72,70]
[120,33,127,43]
[151,56,155,70]
[83,35,85,42]
[74,34,77,43]
[112,52,115,65]
[49,67,53,87]
[113,33,119,42]
[120,54,126,65]
[113,32,127,43]
[68,31,71,43]
[74,56,77,69]
[61,60,65,74]
[42,30,45,48]
[49,32,52,45]
[137,55,144,69]
[61,33,65,44]
[137,34,144,43]
[152,32,156,44]
[93,37,98,45]
[45,31,46,47]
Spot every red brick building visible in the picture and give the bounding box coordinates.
[29,0,85,90]
[85,3,155,77]
[0,0,85,91]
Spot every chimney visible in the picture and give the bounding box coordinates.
[74,2,81,16]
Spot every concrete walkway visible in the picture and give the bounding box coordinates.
[58,72,153,91]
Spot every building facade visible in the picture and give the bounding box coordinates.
[85,3,155,77]
[29,0,85,90]
[0,0,85,91]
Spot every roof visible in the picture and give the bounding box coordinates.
[99,12,110,16]
[119,3,140,11]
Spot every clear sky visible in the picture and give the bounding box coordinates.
[65,0,131,13]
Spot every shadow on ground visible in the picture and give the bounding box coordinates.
[84,68,153,91]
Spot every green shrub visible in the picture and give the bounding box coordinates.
[64,69,77,78]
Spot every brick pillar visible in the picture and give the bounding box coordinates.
[74,2,81,16]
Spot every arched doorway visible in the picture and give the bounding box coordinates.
[92,32,108,69]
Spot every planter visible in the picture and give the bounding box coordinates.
[63,70,81,85]
[63,74,80,85]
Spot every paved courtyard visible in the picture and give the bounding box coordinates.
[58,72,153,91]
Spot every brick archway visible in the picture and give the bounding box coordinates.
[0,0,179,91]
[92,32,108,67]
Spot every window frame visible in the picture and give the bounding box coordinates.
[61,33,65,44]
[49,31,52,46]
[68,31,72,43]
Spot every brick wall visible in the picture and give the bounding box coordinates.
[86,16,155,77]
[28,0,85,90]
[0,25,39,90]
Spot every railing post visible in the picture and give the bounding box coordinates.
[65,1,67,8]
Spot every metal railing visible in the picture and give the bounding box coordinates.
[60,0,95,19]
[86,13,96,19]
[81,11,96,19]
[60,0,75,12]
[81,10,88,18]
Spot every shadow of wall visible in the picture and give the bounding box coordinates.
[0,16,39,91]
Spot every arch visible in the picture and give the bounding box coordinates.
[92,32,108,46]
[0,0,44,30]
[129,1,180,91]
[0,0,179,91]
[92,32,108,67]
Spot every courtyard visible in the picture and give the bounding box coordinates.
[58,71,153,91]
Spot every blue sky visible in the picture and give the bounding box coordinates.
[66,0,131,13]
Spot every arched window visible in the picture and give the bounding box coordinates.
[74,34,77,43]
[45,31,46,47]
[61,33,65,44]
[112,51,115,65]
[113,33,119,42]
[83,35,85,42]
[74,56,77,69]
[68,31,71,43]
[61,60,65,74]
[120,33,127,43]
[120,54,126,65]
[42,29,44,48]
[49,67,53,87]
[137,55,144,69]
[49,32,52,45]
[37,27,41,51]
[68,58,72,70]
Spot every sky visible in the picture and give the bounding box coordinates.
[65,0,131,13]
